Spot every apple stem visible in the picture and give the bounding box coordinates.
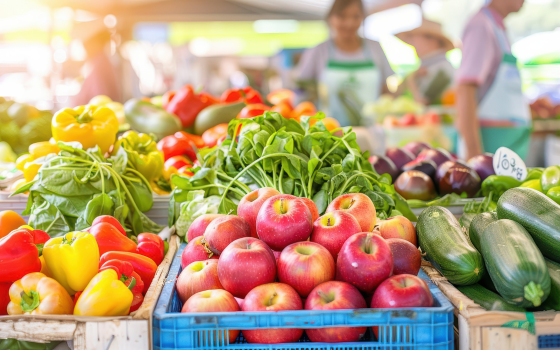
[280,198,285,214]
[316,291,333,303]
[327,218,331,227]
[364,234,372,254]
[268,292,277,306]
[349,199,355,208]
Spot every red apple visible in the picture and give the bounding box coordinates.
[376,216,417,246]
[326,193,376,232]
[203,215,251,255]
[176,259,223,303]
[337,232,393,293]
[299,197,320,222]
[272,250,281,264]
[238,187,280,238]
[310,211,361,259]
[256,194,313,251]
[187,214,224,243]
[277,241,335,297]
[181,236,218,269]
[181,289,240,343]
[386,238,421,276]
[218,237,277,298]
[371,274,433,308]
[304,281,367,343]
[242,283,303,343]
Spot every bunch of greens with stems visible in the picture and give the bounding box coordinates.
[12,141,163,237]
[169,111,416,238]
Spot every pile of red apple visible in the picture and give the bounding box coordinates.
[383,112,441,128]
[177,188,433,344]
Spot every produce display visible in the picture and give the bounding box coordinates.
[0,213,167,316]
[175,189,433,344]
[370,141,493,207]
[421,187,560,311]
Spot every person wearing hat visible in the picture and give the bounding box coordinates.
[396,18,455,105]
[297,0,394,127]
[456,0,529,159]
[71,18,121,106]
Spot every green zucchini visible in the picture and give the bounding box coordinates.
[469,212,498,251]
[459,213,475,235]
[542,259,560,311]
[480,219,550,308]
[417,206,485,285]
[497,187,560,263]
[456,284,526,312]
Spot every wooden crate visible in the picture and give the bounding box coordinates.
[422,263,560,350]
[0,234,180,350]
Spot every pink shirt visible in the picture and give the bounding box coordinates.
[72,52,121,106]
[456,7,510,102]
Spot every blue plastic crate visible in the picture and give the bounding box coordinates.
[153,243,454,350]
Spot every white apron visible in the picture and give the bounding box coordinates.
[319,40,382,127]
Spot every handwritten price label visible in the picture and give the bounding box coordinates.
[493,147,528,181]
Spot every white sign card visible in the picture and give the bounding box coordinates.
[493,147,528,181]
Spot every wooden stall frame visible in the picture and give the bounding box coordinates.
[422,263,560,350]
[0,234,180,350]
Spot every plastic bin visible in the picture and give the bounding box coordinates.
[153,244,455,350]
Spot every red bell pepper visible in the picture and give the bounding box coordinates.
[92,215,126,236]
[137,233,165,265]
[99,251,157,294]
[220,87,263,104]
[237,103,271,119]
[89,222,138,256]
[202,123,229,148]
[165,85,217,128]
[158,132,198,161]
[0,282,10,316]
[99,259,145,312]
[161,90,176,109]
[177,166,194,177]
[0,229,42,283]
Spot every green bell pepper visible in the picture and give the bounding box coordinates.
[526,168,544,181]
[547,186,560,205]
[123,99,182,140]
[115,131,164,182]
[541,166,560,193]
[520,179,542,192]
[481,175,523,201]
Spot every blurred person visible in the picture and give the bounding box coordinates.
[297,0,394,127]
[456,0,529,159]
[396,18,455,105]
[71,19,121,106]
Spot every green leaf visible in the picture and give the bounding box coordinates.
[312,189,328,214]
[84,193,114,225]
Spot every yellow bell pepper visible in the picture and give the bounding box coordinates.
[7,272,74,315]
[43,232,100,295]
[52,105,119,154]
[39,256,52,278]
[114,131,164,181]
[150,181,170,195]
[520,179,542,192]
[73,269,133,316]
[29,141,60,159]
[23,160,42,182]
[89,95,126,124]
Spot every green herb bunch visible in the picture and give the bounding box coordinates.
[13,141,163,237]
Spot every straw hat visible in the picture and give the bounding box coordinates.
[396,18,455,52]
[71,18,107,42]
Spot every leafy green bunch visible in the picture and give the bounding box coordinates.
[13,141,163,237]
[169,112,416,237]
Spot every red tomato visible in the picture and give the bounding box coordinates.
[202,123,229,148]
[237,103,271,119]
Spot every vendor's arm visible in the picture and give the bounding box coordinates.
[457,83,482,158]
[456,14,500,157]
[404,68,428,104]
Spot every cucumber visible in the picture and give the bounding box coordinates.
[417,206,485,285]
[469,212,498,251]
[497,187,560,263]
[480,219,551,308]
[542,259,560,311]
[456,284,526,312]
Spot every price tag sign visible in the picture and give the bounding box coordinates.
[493,147,528,181]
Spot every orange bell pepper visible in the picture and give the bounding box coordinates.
[7,272,74,315]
